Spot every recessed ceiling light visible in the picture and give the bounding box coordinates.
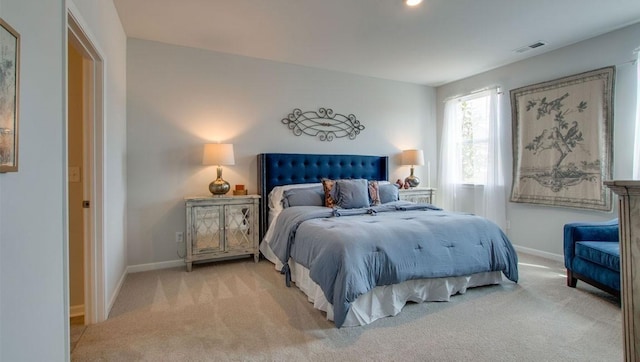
[405,0,423,6]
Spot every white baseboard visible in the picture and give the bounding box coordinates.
[127,259,185,274]
[513,245,564,263]
[70,304,84,318]
[107,267,128,317]
[104,260,184,315]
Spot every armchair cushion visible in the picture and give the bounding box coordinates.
[575,241,620,272]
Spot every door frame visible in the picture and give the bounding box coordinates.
[67,9,106,324]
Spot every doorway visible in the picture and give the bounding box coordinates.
[68,38,85,323]
[67,10,106,327]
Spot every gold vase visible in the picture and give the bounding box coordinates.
[209,166,230,195]
[404,166,420,188]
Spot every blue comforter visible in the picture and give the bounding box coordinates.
[268,202,518,327]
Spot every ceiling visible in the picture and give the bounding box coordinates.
[113,0,640,86]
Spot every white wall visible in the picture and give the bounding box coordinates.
[68,0,128,316]
[436,22,640,259]
[0,0,67,360]
[126,38,436,266]
[0,0,126,359]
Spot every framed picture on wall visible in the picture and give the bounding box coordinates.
[0,17,20,173]
[510,66,615,211]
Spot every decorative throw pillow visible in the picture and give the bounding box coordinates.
[379,183,400,203]
[282,186,325,208]
[368,180,381,206]
[322,178,338,208]
[335,179,370,209]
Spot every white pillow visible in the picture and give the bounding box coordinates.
[262,180,391,249]
[262,182,323,252]
[268,183,322,224]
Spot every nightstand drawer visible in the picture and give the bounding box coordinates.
[398,188,435,204]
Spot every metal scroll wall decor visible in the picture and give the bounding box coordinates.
[281,107,365,141]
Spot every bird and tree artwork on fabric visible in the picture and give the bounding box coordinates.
[522,93,598,192]
[510,66,614,211]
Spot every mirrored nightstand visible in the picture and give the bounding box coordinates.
[184,195,260,271]
[398,187,435,204]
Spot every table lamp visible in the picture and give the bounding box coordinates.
[402,149,424,188]
[203,143,235,195]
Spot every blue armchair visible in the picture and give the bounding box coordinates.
[563,219,620,298]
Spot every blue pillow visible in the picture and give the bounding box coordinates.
[282,186,325,208]
[336,179,370,209]
[379,183,399,203]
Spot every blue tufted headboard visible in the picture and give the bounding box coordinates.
[257,153,389,239]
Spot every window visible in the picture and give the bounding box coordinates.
[445,91,493,185]
[458,96,490,184]
[439,87,506,229]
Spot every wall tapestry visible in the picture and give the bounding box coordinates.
[510,66,614,211]
[0,17,20,173]
[281,107,364,141]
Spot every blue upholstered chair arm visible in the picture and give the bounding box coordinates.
[563,219,619,269]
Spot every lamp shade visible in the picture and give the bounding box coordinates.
[402,149,424,166]
[202,143,235,166]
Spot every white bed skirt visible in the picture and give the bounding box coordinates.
[289,260,502,327]
[262,241,503,327]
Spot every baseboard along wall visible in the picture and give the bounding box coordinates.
[70,304,84,318]
[512,245,563,263]
[127,259,185,274]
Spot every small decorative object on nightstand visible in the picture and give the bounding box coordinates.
[399,187,435,204]
[184,194,260,271]
[233,184,248,196]
[402,149,424,188]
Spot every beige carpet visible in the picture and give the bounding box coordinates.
[70,315,87,354]
[71,253,621,361]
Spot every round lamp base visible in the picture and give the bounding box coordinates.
[405,175,421,188]
[209,178,231,195]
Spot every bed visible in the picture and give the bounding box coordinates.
[258,153,518,327]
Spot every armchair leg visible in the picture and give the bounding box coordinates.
[567,270,577,288]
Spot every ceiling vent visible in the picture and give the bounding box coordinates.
[514,41,547,53]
